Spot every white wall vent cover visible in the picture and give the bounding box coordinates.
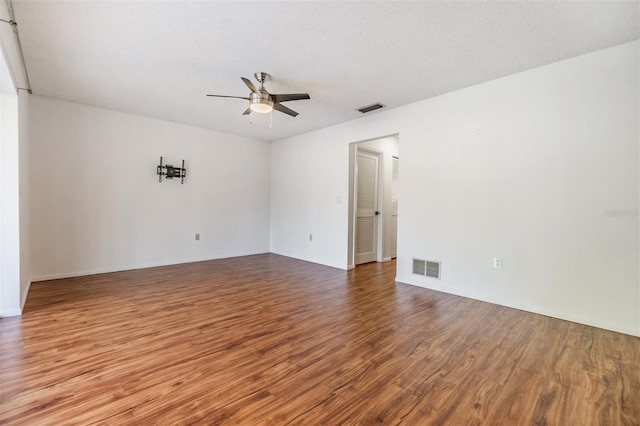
[412,258,441,279]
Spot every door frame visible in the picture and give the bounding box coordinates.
[390,155,399,259]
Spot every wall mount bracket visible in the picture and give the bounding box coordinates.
[157,156,186,184]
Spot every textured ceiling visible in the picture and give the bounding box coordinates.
[11,1,640,142]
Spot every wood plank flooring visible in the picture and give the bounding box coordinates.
[1,254,638,425]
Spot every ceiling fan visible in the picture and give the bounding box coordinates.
[206,72,310,118]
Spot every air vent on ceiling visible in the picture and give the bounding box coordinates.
[413,258,441,279]
[357,103,385,114]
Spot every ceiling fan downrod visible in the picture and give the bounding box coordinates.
[254,72,271,91]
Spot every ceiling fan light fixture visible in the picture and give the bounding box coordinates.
[250,98,273,113]
[249,92,274,113]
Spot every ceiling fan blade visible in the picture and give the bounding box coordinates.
[273,102,299,117]
[271,93,310,103]
[206,94,250,100]
[242,106,251,115]
[241,77,260,93]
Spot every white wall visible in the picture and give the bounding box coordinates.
[0,45,21,316]
[270,125,352,269]
[30,96,271,280]
[1,0,30,316]
[270,41,639,336]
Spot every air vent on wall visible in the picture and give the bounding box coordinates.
[357,103,385,113]
[412,258,441,279]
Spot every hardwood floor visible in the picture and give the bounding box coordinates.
[1,254,638,425]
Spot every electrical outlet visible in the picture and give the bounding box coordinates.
[493,257,503,269]
[309,234,313,241]
[195,233,200,241]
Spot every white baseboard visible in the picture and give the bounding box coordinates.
[0,308,22,318]
[396,275,640,338]
[269,250,348,271]
[31,251,270,282]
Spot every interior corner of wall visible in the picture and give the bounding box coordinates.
[20,280,31,309]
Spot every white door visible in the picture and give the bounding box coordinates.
[355,150,379,265]
[390,156,399,258]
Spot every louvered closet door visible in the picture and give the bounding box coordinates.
[355,151,379,265]
[390,156,399,258]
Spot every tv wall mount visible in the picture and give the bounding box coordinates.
[157,156,186,184]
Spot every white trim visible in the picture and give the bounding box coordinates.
[269,251,347,271]
[396,276,640,338]
[31,251,270,282]
[374,150,384,263]
[0,308,22,317]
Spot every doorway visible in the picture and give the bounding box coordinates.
[348,135,399,269]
